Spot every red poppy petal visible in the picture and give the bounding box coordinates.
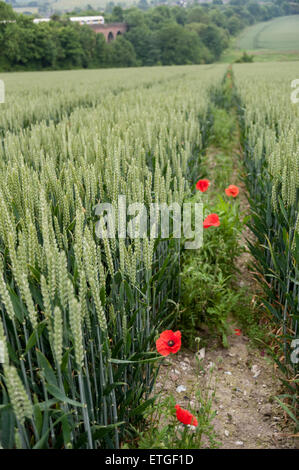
[169,331,181,354]
[196,179,210,192]
[171,341,181,354]
[175,405,198,426]
[203,214,220,228]
[174,331,182,341]
[225,185,239,197]
[156,330,182,356]
[156,338,170,356]
[176,407,190,425]
[191,416,198,426]
[159,330,175,341]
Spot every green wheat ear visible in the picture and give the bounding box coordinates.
[4,365,33,424]
[0,62,296,449]
[0,271,15,321]
[67,280,84,371]
[53,306,63,368]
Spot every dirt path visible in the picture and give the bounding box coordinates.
[156,209,296,450]
[156,328,296,448]
[154,106,297,448]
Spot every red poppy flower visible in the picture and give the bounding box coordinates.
[156,330,181,357]
[175,405,198,427]
[234,328,241,336]
[196,179,210,193]
[225,185,239,198]
[203,214,220,228]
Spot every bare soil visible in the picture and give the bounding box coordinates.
[155,331,296,448]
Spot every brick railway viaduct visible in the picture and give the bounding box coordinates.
[89,23,127,42]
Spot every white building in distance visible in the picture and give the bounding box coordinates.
[70,16,105,25]
[33,16,105,25]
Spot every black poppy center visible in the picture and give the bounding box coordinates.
[168,340,175,347]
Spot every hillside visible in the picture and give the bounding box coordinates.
[7,0,128,14]
[237,15,299,51]
[221,15,299,62]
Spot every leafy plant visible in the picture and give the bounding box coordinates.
[125,385,219,449]
[235,52,254,63]
[210,106,235,150]
[179,195,244,346]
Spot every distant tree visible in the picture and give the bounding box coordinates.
[172,6,188,26]
[111,6,124,22]
[107,36,137,67]
[50,14,61,22]
[124,8,146,29]
[187,22,229,60]
[30,23,56,68]
[227,15,244,35]
[125,25,158,65]
[95,33,108,67]
[55,24,84,68]
[186,6,209,25]
[247,2,262,18]
[155,23,206,65]
[0,1,16,19]
[235,51,254,63]
[1,22,22,65]
[208,9,227,28]
[78,25,97,67]
[146,5,174,30]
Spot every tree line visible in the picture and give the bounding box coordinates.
[0,0,296,71]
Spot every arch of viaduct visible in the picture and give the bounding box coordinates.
[89,23,127,42]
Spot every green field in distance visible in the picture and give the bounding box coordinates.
[220,15,299,63]
[237,15,299,51]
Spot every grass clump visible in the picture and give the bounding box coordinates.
[179,194,245,348]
